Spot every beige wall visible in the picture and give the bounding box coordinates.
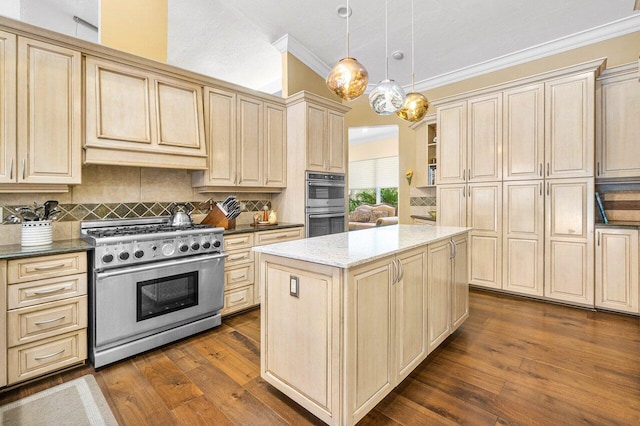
[283,52,341,101]
[101,0,168,62]
[346,30,640,224]
[349,137,398,162]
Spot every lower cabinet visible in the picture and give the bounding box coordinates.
[3,251,88,385]
[222,227,303,315]
[260,232,469,425]
[595,228,639,314]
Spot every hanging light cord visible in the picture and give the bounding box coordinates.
[346,0,350,57]
[411,0,415,91]
[385,0,389,79]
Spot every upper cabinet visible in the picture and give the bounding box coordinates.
[84,56,207,170]
[0,33,81,192]
[412,114,437,188]
[436,101,466,184]
[596,63,640,179]
[544,72,594,178]
[287,92,350,174]
[191,88,286,191]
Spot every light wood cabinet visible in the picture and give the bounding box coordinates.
[84,56,207,170]
[503,180,544,296]
[0,260,6,387]
[467,93,502,182]
[412,115,437,188]
[503,84,544,181]
[468,182,502,289]
[596,63,640,179]
[436,101,466,184]
[544,72,594,179]
[5,251,88,385]
[544,178,594,306]
[0,34,81,191]
[595,228,639,314]
[192,89,286,191]
[436,184,467,227]
[451,234,469,330]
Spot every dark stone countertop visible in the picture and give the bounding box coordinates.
[410,215,436,222]
[0,239,93,260]
[223,222,304,235]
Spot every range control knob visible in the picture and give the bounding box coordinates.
[213,240,221,248]
[191,242,200,250]
[119,251,130,261]
[202,241,211,249]
[134,249,144,259]
[161,244,175,256]
[102,253,114,263]
[179,244,189,253]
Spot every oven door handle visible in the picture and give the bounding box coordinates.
[307,181,345,187]
[95,253,228,279]
[308,213,345,219]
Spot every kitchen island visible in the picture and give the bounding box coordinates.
[253,225,470,426]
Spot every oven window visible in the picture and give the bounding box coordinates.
[308,185,345,200]
[137,272,198,321]
[308,215,345,238]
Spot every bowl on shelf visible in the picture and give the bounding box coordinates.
[427,209,436,220]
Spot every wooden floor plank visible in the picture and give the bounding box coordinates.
[2,290,639,425]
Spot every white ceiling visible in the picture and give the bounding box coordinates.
[7,1,639,95]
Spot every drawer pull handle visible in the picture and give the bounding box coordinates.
[34,348,66,360]
[35,315,66,325]
[33,286,69,295]
[228,254,248,261]
[33,263,68,271]
[230,273,246,281]
[230,294,247,303]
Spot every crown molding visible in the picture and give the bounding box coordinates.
[411,15,640,92]
[272,33,331,78]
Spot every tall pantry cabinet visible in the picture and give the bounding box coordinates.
[436,59,602,307]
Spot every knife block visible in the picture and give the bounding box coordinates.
[200,204,236,229]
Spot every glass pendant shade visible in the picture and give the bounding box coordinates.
[369,79,406,115]
[397,92,430,122]
[326,57,369,101]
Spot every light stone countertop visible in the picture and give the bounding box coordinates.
[253,225,471,268]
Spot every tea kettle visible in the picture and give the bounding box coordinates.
[169,203,193,226]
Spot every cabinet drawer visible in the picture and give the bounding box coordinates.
[222,285,255,315]
[255,227,304,245]
[8,252,87,283]
[8,330,87,385]
[224,263,254,290]
[225,233,254,250]
[225,248,254,267]
[7,296,88,347]
[8,273,87,309]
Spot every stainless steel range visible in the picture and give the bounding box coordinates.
[81,217,226,368]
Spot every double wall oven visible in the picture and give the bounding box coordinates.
[305,171,347,238]
[81,218,226,368]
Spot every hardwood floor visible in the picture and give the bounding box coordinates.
[2,289,639,425]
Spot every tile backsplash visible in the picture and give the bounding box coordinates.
[0,165,272,246]
[409,186,436,217]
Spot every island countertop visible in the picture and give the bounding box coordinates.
[252,224,470,268]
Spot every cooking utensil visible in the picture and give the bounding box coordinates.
[44,200,58,220]
[48,209,62,221]
[168,203,193,227]
[17,207,39,221]
[3,215,20,224]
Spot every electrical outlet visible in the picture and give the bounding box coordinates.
[290,275,299,297]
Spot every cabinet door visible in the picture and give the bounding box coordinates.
[436,184,467,227]
[201,87,236,186]
[451,234,469,330]
[395,249,426,382]
[237,95,263,186]
[545,73,594,178]
[468,182,502,289]
[595,228,639,314]
[436,101,466,184]
[264,102,286,187]
[327,110,345,173]
[545,178,594,305]
[306,104,327,172]
[596,71,640,178]
[17,37,81,184]
[467,93,502,182]
[154,76,206,155]
[1,260,6,387]
[427,239,452,353]
[503,180,544,296]
[348,258,394,420]
[0,30,16,184]
[503,84,544,180]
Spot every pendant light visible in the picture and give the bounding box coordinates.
[397,0,429,122]
[326,0,369,101]
[369,0,405,115]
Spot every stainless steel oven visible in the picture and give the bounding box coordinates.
[305,172,346,237]
[306,171,346,209]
